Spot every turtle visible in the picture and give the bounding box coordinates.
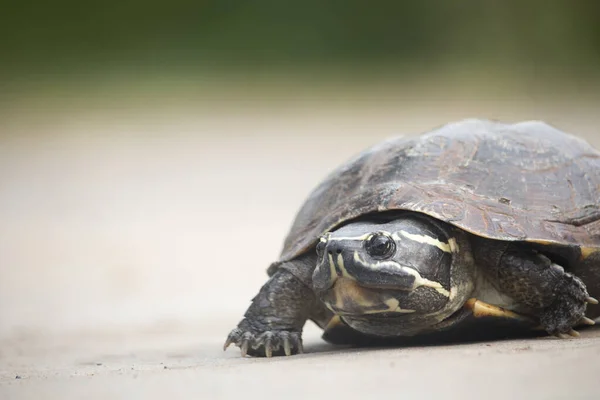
[224,119,600,357]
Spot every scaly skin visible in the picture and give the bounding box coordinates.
[224,267,317,357]
[472,237,598,336]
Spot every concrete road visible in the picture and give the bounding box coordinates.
[1,84,600,399]
[2,327,600,400]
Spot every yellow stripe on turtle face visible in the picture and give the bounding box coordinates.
[326,251,355,282]
[360,297,416,314]
[337,253,355,279]
[326,233,372,241]
[328,253,338,285]
[352,251,450,297]
[326,278,417,315]
[393,231,452,253]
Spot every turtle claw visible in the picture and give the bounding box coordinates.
[264,347,272,358]
[586,296,599,305]
[581,317,596,326]
[568,329,580,337]
[240,336,250,357]
[283,337,292,356]
[223,328,241,351]
[555,332,572,339]
[223,326,303,357]
[264,336,273,358]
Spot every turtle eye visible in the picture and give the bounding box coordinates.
[316,239,326,258]
[365,233,396,259]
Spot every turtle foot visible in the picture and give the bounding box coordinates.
[224,326,303,357]
[540,272,593,336]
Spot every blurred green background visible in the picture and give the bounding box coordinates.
[2,1,599,87]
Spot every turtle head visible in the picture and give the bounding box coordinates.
[312,214,475,337]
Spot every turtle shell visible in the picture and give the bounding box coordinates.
[278,119,600,264]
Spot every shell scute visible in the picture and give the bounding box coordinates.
[277,119,600,264]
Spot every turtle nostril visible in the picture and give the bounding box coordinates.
[327,247,344,256]
[326,243,345,256]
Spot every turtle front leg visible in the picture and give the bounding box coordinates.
[224,267,318,357]
[473,238,598,337]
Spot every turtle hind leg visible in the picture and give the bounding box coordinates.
[224,258,318,357]
[472,237,597,337]
[569,250,600,321]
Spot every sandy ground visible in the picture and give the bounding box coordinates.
[1,85,600,399]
